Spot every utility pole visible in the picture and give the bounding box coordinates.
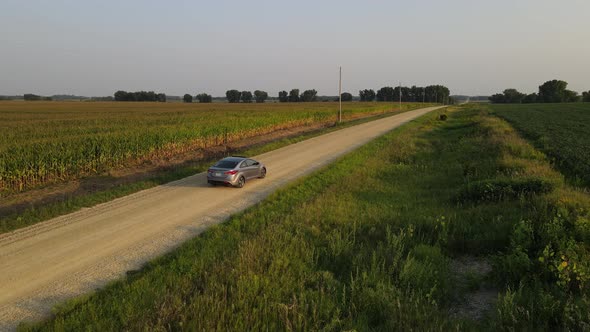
[399,82,402,111]
[338,66,342,123]
[422,90,425,103]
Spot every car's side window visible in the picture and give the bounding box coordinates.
[239,161,247,168]
[246,159,255,167]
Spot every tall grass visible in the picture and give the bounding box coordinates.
[21,104,590,330]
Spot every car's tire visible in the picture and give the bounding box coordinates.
[236,176,245,188]
[258,167,267,179]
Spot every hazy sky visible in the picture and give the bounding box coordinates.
[1,0,589,97]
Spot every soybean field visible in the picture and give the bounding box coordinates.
[490,103,590,187]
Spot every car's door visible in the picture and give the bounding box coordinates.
[241,159,256,179]
[247,159,261,179]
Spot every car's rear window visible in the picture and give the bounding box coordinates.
[214,160,239,168]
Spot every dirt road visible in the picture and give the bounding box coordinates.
[0,106,442,330]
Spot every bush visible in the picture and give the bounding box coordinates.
[458,178,554,203]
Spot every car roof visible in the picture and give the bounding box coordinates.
[222,156,247,162]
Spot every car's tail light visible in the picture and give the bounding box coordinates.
[224,170,238,175]
[207,169,214,173]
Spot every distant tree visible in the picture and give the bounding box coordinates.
[503,89,525,103]
[254,90,268,103]
[392,86,409,102]
[376,87,394,101]
[341,92,353,102]
[23,93,42,101]
[425,85,450,103]
[183,94,193,103]
[522,93,538,104]
[359,89,375,102]
[300,89,317,102]
[278,90,288,102]
[489,94,506,103]
[538,79,568,103]
[196,93,212,103]
[583,91,590,102]
[226,90,241,103]
[113,90,165,102]
[409,86,424,102]
[288,89,300,102]
[563,90,580,102]
[241,91,253,103]
[114,91,128,101]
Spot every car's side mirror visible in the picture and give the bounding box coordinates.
[253,162,259,166]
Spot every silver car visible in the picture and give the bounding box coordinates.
[207,156,267,188]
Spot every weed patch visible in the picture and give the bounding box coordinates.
[458,178,554,203]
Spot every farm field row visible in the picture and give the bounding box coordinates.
[490,103,590,187]
[0,101,428,194]
[23,105,590,330]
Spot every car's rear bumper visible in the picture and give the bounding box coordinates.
[207,174,239,186]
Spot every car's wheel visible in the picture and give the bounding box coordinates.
[258,167,267,179]
[236,176,245,188]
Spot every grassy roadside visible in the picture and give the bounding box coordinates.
[0,104,432,234]
[21,104,590,330]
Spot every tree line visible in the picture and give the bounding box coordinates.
[369,85,451,103]
[489,80,590,103]
[111,85,452,104]
[114,90,167,102]
[209,85,452,104]
[183,93,213,103]
[23,94,52,101]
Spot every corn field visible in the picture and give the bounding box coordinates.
[0,101,426,193]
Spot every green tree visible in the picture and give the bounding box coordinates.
[156,93,166,102]
[538,79,568,103]
[278,91,288,102]
[196,93,212,103]
[359,89,375,101]
[563,90,580,102]
[503,89,525,103]
[226,90,241,103]
[376,87,394,101]
[300,89,317,102]
[583,91,590,102]
[522,93,538,104]
[425,85,450,103]
[341,92,353,102]
[409,86,424,102]
[254,90,268,103]
[489,94,506,103]
[288,89,300,102]
[183,94,193,103]
[24,93,42,101]
[241,91,253,103]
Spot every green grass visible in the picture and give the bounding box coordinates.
[0,107,426,234]
[21,104,590,331]
[490,103,590,187]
